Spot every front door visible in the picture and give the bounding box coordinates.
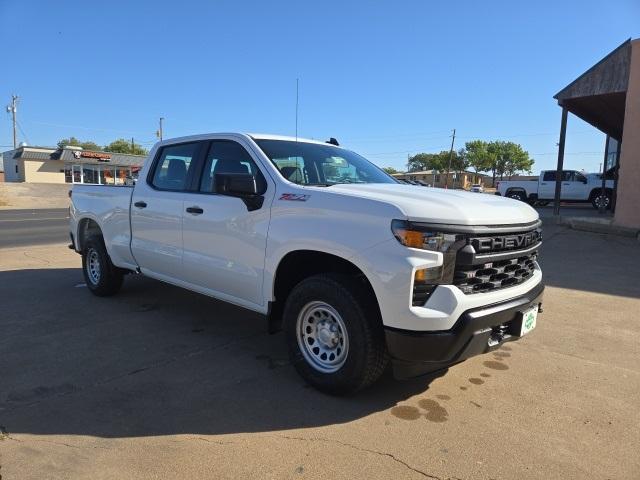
[130,141,202,280]
[181,140,273,308]
[538,170,575,200]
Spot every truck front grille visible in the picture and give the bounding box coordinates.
[454,251,538,294]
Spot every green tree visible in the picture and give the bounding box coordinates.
[463,140,493,174]
[382,166,399,174]
[104,138,148,155]
[408,152,447,172]
[484,141,534,185]
[57,137,103,151]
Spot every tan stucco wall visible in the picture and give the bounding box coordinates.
[614,39,640,229]
[23,159,66,184]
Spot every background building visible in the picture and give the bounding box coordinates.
[1,146,145,185]
[393,170,487,189]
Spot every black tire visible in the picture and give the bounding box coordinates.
[283,274,388,395]
[507,191,527,202]
[591,191,611,210]
[82,235,124,296]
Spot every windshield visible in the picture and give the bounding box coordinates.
[255,139,397,186]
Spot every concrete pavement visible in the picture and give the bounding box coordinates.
[0,224,639,479]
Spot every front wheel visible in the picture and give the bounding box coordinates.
[82,235,124,296]
[283,274,388,395]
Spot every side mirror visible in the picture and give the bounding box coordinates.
[214,173,258,196]
[214,172,264,211]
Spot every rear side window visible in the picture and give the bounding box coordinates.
[543,170,573,182]
[151,143,199,191]
[199,141,266,194]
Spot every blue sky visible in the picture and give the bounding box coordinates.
[1,0,639,173]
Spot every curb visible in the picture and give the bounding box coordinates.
[550,215,640,239]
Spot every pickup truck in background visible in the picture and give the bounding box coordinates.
[70,133,544,394]
[496,170,614,209]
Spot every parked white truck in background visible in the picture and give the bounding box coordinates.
[496,170,614,209]
[70,133,544,394]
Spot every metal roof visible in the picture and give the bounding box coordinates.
[1,146,146,166]
[58,149,146,166]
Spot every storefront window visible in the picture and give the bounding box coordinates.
[100,167,115,185]
[82,165,100,184]
[115,168,128,185]
[64,166,72,183]
[72,165,82,183]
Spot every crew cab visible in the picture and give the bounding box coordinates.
[496,170,614,209]
[70,133,544,394]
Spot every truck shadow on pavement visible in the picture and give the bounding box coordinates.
[537,222,640,299]
[0,268,443,438]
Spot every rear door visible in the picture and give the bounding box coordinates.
[181,139,274,308]
[537,171,556,199]
[130,141,203,280]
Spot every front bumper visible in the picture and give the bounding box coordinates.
[385,282,544,376]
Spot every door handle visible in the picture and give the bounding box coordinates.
[562,183,570,186]
[134,201,147,208]
[186,206,204,215]
[540,182,547,185]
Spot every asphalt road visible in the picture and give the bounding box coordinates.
[0,208,70,248]
[1,222,639,479]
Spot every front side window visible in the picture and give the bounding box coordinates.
[574,172,587,183]
[199,141,266,193]
[255,139,396,186]
[151,143,199,191]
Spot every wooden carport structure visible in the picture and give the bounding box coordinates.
[553,39,640,226]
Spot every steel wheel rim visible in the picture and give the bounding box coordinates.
[86,249,101,285]
[296,301,349,373]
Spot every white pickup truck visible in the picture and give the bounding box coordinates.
[496,170,614,209]
[70,133,544,394]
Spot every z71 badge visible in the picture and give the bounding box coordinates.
[279,193,310,201]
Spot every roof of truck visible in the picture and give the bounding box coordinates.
[247,133,332,145]
[156,132,342,149]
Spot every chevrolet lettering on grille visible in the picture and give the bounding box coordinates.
[471,230,541,253]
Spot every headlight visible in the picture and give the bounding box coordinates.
[391,220,459,252]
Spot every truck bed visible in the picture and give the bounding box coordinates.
[70,185,137,269]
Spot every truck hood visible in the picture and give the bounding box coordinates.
[326,184,539,225]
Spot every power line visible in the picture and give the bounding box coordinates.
[16,118,30,145]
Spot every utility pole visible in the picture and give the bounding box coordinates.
[157,117,164,141]
[6,95,18,149]
[131,137,135,153]
[444,128,456,189]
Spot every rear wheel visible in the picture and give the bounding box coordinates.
[82,235,124,296]
[283,274,387,395]
[591,191,611,210]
